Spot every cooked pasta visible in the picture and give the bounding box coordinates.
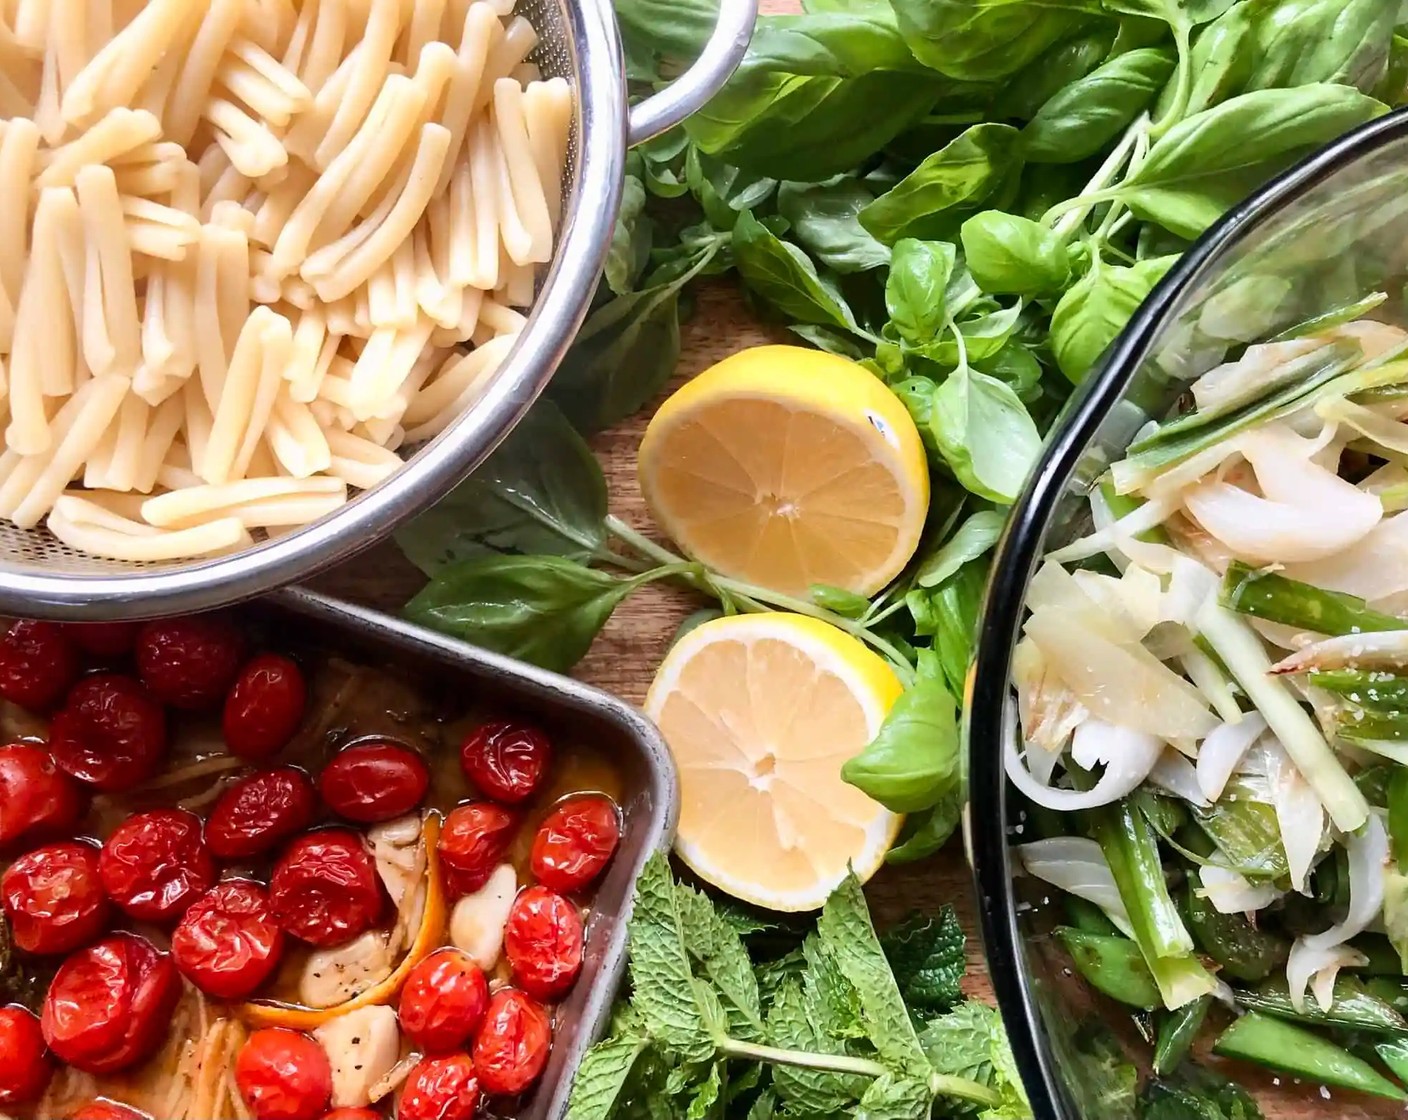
[0,0,571,562]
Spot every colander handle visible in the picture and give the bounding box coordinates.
[625,0,759,149]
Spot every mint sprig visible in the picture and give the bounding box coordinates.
[566,854,1030,1120]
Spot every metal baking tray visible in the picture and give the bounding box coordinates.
[265,586,678,1120]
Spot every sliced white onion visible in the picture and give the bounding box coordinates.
[1264,739,1327,894]
[1246,617,1317,650]
[1183,480,1380,565]
[1198,865,1282,914]
[1270,630,1408,676]
[1148,750,1208,806]
[1003,711,1163,812]
[1017,837,1135,939]
[1161,555,1219,629]
[1013,637,1088,756]
[1284,512,1408,603]
[1287,943,1370,1014]
[1197,713,1267,802]
[1331,318,1408,362]
[1318,396,1408,457]
[1046,496,1178,565]
[1190,338,1320,413]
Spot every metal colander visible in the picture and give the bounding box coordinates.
[1,0,757,620]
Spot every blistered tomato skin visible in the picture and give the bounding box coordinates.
[472,988,551,1097]
[503,886,583,1002]
[459,721,551,805]
[269,830,382,946]
[206,768,317,860]
[236,1028,332,1120]
[318,741,430,824]
[99,809,215,924]
[224,655,307,760]
[135,615,244,710]
[0,620,80,712]
[42,933,180,1074]
[68,1104,148,1120]
[398,948,489,1055]
[437,802,517,897]
[64,622,139,659]
[0,1005,51,1105]
[0,743,82,847]
[320,1112,382,1120]
[530,795,621,894]
[2,841,109,955]
[49,674,167,791]
[172,879,285,999]
[397,1054,480,1120]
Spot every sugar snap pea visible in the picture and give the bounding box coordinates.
[1213,1013,1407,1100]
[1153,995,1211,1076]
[1182,875,1288,983]
[1055,927,1161,1010]
[1222,562,1403,637]
[1233,976,1408,1034]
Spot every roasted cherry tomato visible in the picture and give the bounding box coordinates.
[0,743,82,847]
[235,1028,332,1120]
[99,809,215,924]
[68,1103,148,1120]
[318,741,430,824]
[64,622,139,659]
[503,886,583,1002]
[49,674,166,791]
[223,654,307,760]
[269,830,382,946]
[42,933,181,1074]
[135,615,244,710]
[172,879,285,999]
[398,1053,479,1120]
[0,1005,51,1105]
[2,841,108,955]
[437,802,517,897]
[320,1111,382,1120]
[398,948,489,1055]
[472,988,550,1097]
[205,767,316,860]
[529,795,620,894]
[459,721,551,805]
[0,620,79,712]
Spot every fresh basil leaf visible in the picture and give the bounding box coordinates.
[605,176,651,295]
[889,0,1107,81]
[686,147,778,231]
[927,301,1025,366]
[859,124,1023,245]
[1374,32,1408,106]
[636,128,693,199]
[908,558,989,698]
[975,343,1044,402]
[887,794,965,866]
[1242,0,1396,96]
[789,324,868,359]
[893,376,942,460]
[1022,47,1176,162]
[991,29,1115,120]
[733,209,866,336]
[842,649,961,813]
[959,211,1071,296]
[810,584,872,618]
[1168,1,1255,117]
[930,367,1041,504]
[395,402,607,576]
[885,239,957,350]
[1101,0,1234,24]
[1113,84,1390,238]
[917,510,1005,588]
[777,180,891,274]
[615,0,720,79]
[404,556,678,673]
[1050,255,1178,382]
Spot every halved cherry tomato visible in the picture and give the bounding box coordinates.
[318,742,429,824]
[64,622,139,659]
[0,1005,51,1105]
[2,841,108,955]
[205,768,316,860]
[269,830,382,946]
[235,1028,332,1120]
[437,802,517,897]
[224,655,307,760]
[397,1054,479,1120]
[471,988,550,1097]
[0,743,82,847]
[320,1111,382,1120]
[135,615,244,710]
[42,933,180,1074]
[529,795,620,894]
[503,886,583,1002]
[459,721,551,805]
[0,620,79,712]
[49,674,166,791]
[172,879,285,999]
[98,809,215,924]
[398,948,489,1055]
[68,1103,148,1120]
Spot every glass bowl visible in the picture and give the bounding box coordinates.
[967,108,1408,1120]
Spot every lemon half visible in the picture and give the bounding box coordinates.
[638,346,929,598]
[644,613,903,911]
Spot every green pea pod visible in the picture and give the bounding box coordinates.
[1182,874,1289,983]
[1235,976,1408,1034]
[1055,928,1161,1010]
[1221,562,1403,636]
[1153,996,1211,1076]
[1064,897,1120,937]
[1214,1013,1407,1100]
[1310,670,1408,712]
[1375,1037,1408,1086]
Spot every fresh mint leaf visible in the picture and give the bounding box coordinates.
[1140,1064,1263,1120]
[745,1089,777,1120]
[566,1036,651,1120]
[626,854,714,1061]
[802,932,867,1040]
[818,872,932,1073]
[676,881,765,1040]
[919,1001,1002,1085]
[767,977,867,1113]
[881,907,966,1017]
[686,1063,724,1119]
[856,1073,933,1120]
[755,948,806,1012]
